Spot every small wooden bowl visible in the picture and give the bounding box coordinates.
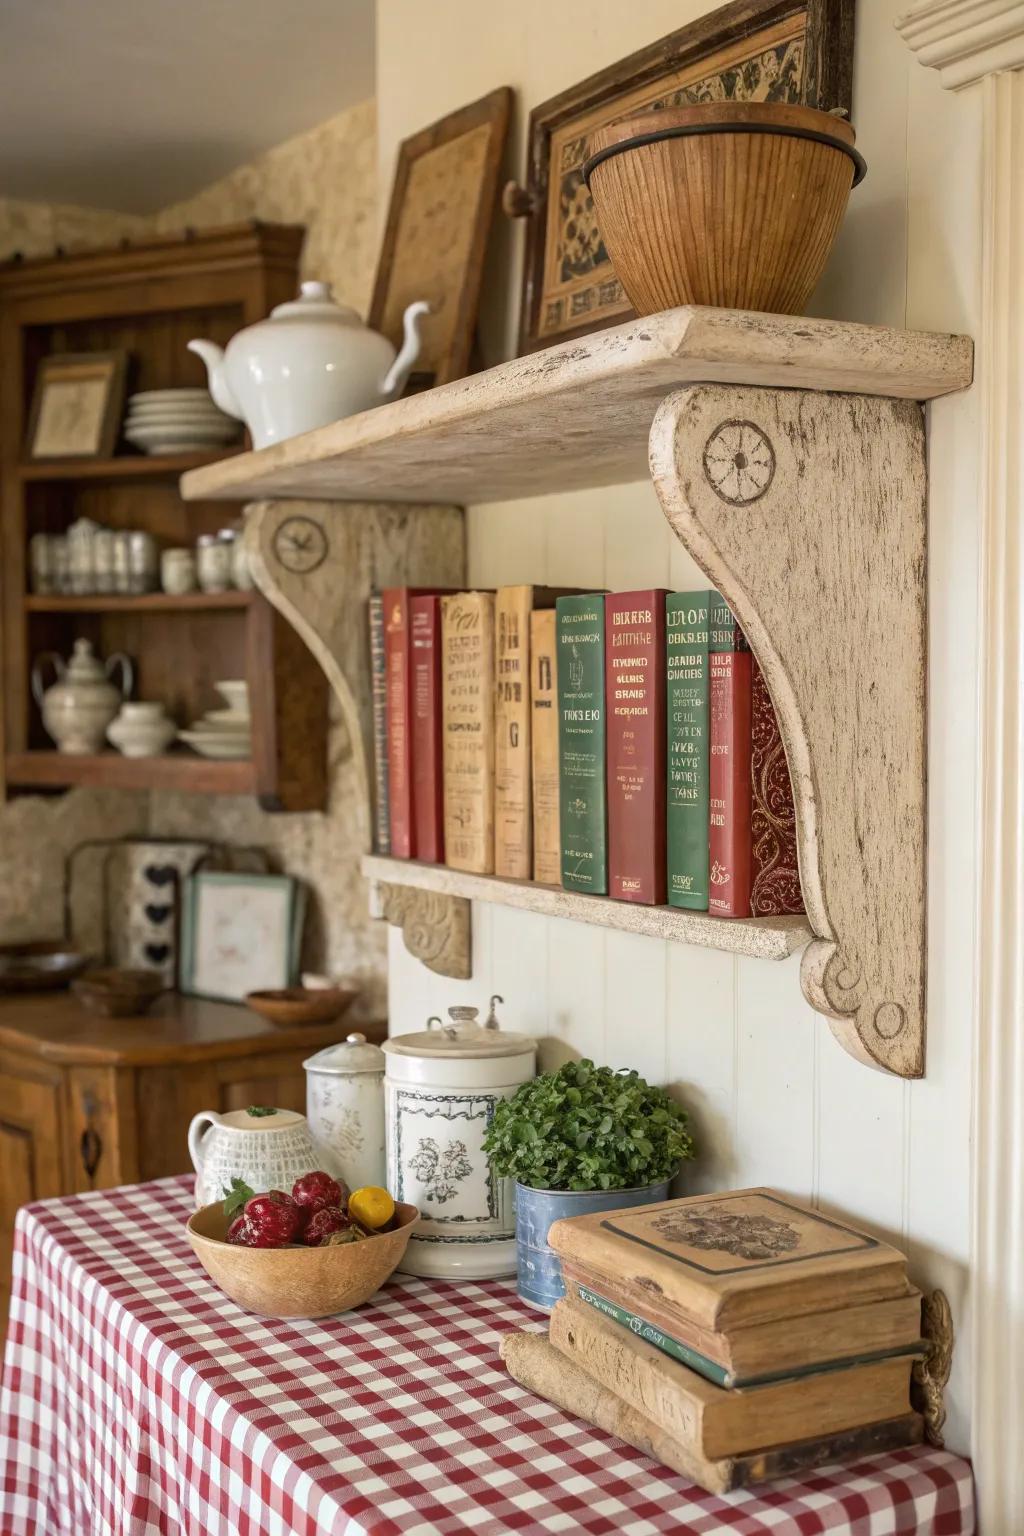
[244,986,357,1027]
[72,967,166,1017]
[0,941,89,992]
[186,1200,420,1317]
[583,102,865,316]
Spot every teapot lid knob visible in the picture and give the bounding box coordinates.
[300,280,332,302]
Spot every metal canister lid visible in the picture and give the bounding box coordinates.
[303,1031,386,1076]
[382,1006,535,1061]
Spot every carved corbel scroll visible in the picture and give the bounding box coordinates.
[651,385,926,1077]
[374,881,471,979]
[913,1288,954,1448]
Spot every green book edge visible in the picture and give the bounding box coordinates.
[666,590,711,910]
[571,1282,926,1391]
[556,594,607,894]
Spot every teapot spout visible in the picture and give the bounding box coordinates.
[380,300,430,399]
[187,338,242,421]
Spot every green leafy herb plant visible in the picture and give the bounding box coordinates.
[482,1059,695,1192]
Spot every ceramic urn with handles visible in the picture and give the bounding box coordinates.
[304,1031,387,1193]
[384,1002,536,1279]
[32,638,133,754]
[187,1106,340,1209]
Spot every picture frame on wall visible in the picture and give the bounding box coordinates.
[25,350,128,459]
[180,871,306,1002]
[506,0,855,355]
[369,85,512,390]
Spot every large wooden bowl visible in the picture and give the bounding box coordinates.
[186,1200,419,1318]
[583,102,865,316]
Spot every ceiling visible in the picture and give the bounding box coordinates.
[0,0,376,213]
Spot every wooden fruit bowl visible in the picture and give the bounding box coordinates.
[244,986,357,1027]
[186,1200,420,1318]
[583,101,865,317]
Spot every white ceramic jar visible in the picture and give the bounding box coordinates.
[161,547,198,594]
[384,1006,536,1279]
[187,1106,340,1209]
[196,534,232,592]
[107,701,176,758]
[304,1032,386,1193]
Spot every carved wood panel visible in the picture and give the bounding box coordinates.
[651,385,927,1077]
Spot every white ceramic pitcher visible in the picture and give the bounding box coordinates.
[187,1106,336,1208]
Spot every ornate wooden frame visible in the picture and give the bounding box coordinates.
[505,0,854,354]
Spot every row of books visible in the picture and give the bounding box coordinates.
[369,585,803,917]
[501,1188,927,1495]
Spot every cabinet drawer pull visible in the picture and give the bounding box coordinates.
[80,1127,102,1180]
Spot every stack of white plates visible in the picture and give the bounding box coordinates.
[123,389,241,456]
[179,680,251,760]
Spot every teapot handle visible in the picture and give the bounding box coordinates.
[187,1110,224,1175]
[105,651,134,700]
[31,651,64,708]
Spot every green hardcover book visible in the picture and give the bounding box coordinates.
[666,591,711,909]
[557,594,607,894]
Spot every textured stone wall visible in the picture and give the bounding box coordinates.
[0,99,386,1013]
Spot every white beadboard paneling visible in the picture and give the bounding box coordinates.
[385,904,493,1035]
[733,955,816,1199]
[541,488,607,589]
[466,498,548,588]
[669,536,711,595]
[602,481,672,591]
[542,916,606,1071]
[489,906,549,1042]
[815,1034,908,1239]
[603,931,668,1085]
[666,945,739,1193]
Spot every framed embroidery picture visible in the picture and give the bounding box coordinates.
[25,350,127,459]
[506,0,854,354]
[181,871,306,1002]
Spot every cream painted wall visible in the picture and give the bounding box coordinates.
[375,0,982,1452]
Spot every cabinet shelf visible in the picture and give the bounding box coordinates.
[4,750,255,795]
[25,591,253,614]
[18,449,241,483]
[362,855,812,963]
[180,307,972,507]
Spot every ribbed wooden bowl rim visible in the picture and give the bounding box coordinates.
[583,105,866,189]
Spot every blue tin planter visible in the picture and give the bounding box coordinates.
[514,1177,671,1311]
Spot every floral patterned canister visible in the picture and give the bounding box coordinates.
[304,1032,386,1193]
[383,1007,536,1280]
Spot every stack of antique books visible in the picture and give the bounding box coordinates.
[501,1187,928,1495]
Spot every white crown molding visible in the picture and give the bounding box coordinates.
[896,0,1024,87]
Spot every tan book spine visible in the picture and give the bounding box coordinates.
[547,1187,911,1332]
[562,1259,924,1382]
[495,585,533,879]
[530,607,560,885]
[500,1332,923,1497]
[441,592,495,874]
[549,1297,916,1459]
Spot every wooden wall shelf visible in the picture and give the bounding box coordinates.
[179,304,974,1080]
[5,750,256,795]
[25,591,254,614]
[363,856,812,977]
[18,450,240,483]
[179,308,972,507]
[1,222,327,812]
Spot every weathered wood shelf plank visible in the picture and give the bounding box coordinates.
[181,308,973,507]
[362,855,812,962]
[5,750,255,795]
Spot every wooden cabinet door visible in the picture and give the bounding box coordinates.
[0,1059,64,1320]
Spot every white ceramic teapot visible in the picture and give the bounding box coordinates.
[187,1105,342,1209]
[188,282,429,449]
[32,639,133,755]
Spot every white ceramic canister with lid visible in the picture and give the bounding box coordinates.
[384,1004,536,1279]
[304,1031,386,1193]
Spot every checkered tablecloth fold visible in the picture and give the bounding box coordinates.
[0,1177,975,1535]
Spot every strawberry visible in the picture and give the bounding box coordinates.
[226,1215,251,1245]
[303,1207,352,1246]
[292,1171,347,1215]
[243,1189,302,1248]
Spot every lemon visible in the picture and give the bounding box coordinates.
[348,1186,395,1230]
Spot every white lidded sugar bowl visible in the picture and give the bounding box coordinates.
[384,1000,535,1279]
[187,1105,341,1209]
[304,1031,387,1193]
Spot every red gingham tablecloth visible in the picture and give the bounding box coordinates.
[0,1176,974,1536]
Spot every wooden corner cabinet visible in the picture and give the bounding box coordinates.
[0,222,328,811]
[0,992,384,1324]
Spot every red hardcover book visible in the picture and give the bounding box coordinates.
[383,587,417,858]
[605,589,668,904]
[410,594,445,865]
[751,658,804,915]
[709,649,753,917]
